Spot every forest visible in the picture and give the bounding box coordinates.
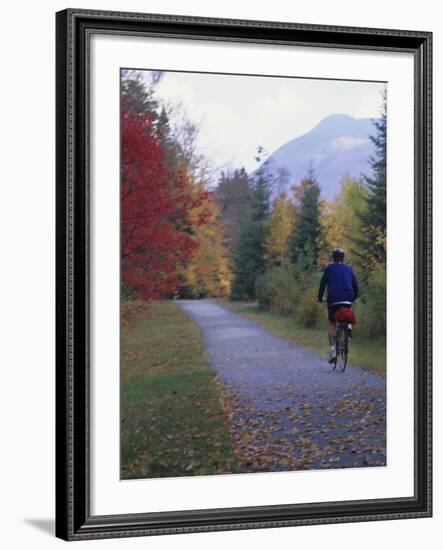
[121,70,386,339]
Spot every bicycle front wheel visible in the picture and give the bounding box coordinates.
[336,323,348,372]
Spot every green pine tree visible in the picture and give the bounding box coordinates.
[120,69,163,116]
[215,167,251,253]
[354,91,387,270]
[230,150,271,299]
[290,167,322,272]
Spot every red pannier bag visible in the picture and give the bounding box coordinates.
[334,306,357,324]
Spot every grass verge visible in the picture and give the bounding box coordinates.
[224,301,385,376]
[121,299,241,479]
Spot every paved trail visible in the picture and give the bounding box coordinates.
[177,299,386,472]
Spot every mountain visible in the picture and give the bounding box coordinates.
[260,114,376,200]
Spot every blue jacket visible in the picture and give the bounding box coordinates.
[318,262,359,306]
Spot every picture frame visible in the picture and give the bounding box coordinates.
[55,8,432,541]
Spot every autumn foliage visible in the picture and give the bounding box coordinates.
[121,110,208,299]
[120,70,386,340]
[179,194,231,297]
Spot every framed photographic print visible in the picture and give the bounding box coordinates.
[55,8,432,541]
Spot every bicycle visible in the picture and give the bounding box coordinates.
[331,304,356,372]
[316,297,356,372]
[332,318,350,371]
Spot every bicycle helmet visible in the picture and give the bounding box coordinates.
[332,247,345,262]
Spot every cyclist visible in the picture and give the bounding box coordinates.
[317,247,359,363]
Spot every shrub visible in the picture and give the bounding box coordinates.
[255,271,273,308]
[256,266,299,316]
[296,285,324,328]
[354,267,386,339]
[250,260,386,339]
[256,266,326,328]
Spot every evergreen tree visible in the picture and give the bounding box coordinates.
[155,106,172,144]
[354,91,387,270]
[155,105,183,170]
[120,69,163,117]
[230,219,263,299]
[230,152,271,299]
[290,167,322,271]
[215,167,251,253]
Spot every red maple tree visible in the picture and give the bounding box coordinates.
[121,110,207,299]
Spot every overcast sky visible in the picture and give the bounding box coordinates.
[141,69,385,174]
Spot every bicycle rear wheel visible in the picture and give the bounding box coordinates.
[336,322,348,372]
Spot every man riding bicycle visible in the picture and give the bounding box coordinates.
[317,248,359,363]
